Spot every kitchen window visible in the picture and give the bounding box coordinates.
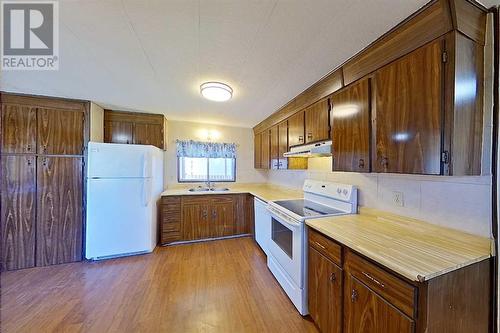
[176,140,237,182]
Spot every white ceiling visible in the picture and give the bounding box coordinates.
[1,0,496,128]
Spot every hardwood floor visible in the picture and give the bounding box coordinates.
[0,237,317,333]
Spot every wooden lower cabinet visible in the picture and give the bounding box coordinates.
[307,227,490,333]
[344,275,414,333]
[36,157,83,266]
[160,194,252,245]
[0,155,36,271]
[308,247,342,333]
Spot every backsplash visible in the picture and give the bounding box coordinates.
[267,157,492,238]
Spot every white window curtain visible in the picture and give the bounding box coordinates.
[176,140,237,158]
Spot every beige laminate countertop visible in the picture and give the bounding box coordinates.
[306,208,493,282]
[161,183,303,202]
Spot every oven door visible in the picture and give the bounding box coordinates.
[268,209,304,288]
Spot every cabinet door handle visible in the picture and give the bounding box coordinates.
[361,271,385,288]
[330,272,336,282]
[26,144,32,152]
[351,289,358,303]
[202,210,208,219]
[358,158,365,169]
[212,210,217,219]
[314,241,326,250]
[298,136,303,142]
[42,145,47,153]
[380,157,389,168]
[41,157,47,166]
[307,132,313,139]
[27,157,32,166]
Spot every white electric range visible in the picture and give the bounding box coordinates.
[266,180,357,315]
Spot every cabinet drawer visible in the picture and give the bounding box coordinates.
[308,228,342,266]
[161,196,180,205]
[345,251,416,318]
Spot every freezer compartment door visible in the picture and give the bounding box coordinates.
[87,142,155,178]
[86,178,155,259]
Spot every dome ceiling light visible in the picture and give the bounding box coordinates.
[200,82,233,102]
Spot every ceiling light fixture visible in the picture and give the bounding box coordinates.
[200,82,233,102]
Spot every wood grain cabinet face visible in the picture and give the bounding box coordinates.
[1,104,37,154]
[36,157,83,266]
[134,123,163,148]
[38,108,84,155]
[182,198,210,241]
[210,196,236,237]
[104,121,133,145]
[260,130,270,169]
[344,274,414,333]
[305,99,330,143]
[331,79,371,172]
[308,247,342,333]
[288,110,305,147]
[278,121,288,169]
[374,39,443,175]
[270,125,279,169]
[1,155,36,271]
[254,133,262,169]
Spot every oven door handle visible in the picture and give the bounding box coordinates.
[267,206,302,229]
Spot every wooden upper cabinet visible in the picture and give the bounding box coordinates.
[374,39,443,175]
[36,156,83,266]
[278,121,288,169]
[305,99,330,143]
[308,247,343,333]
[104,121,133,144]
[344,274,414,333]
[104,110,166,150]
[260,130,270,169]
[38,108,84,155]
[254,133,262,169]
[331,79,371,172]
[1,155,36,271]
[270,125,279,169]
[288,110,305,147]
[1,104,37,154]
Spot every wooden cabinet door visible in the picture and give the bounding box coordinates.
[182,198,210,240]
[344,274,414,333]
[36,157,83,266]
[278,121,288,169]
[261,130,270,169]
[104,121,134,145]
[160,196,181,244]
[210,196,235,237]
[308,247,343,333]
[1,155,36,270]
[254,133,262,169]
[270,125,279,169]
[1,104,37,154]
[38,108,84,155]
[331,79,371,172]
[288,110,305,147]
[374,39,442,174]
[305,99,330,143]
[133,123,163,148]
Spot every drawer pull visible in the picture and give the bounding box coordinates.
[329,272,336,282]
[314,241,326,250]
[351,289,358,303]
[362,271,386,288]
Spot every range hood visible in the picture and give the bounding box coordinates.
[283,140,332,158]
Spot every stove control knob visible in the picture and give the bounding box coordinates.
[336,188,342,194]
[342,189,348,196]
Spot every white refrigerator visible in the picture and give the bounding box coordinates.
[85,142,164,260]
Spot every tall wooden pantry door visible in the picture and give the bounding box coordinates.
[0,94,87,270]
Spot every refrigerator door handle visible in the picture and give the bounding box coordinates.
[142,179,151,207]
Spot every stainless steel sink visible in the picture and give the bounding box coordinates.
[188,187,211,192]
[210,188,230,192]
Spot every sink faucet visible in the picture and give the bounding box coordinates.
[205,181,214,189]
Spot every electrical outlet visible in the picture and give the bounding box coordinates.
[392,191,404,207]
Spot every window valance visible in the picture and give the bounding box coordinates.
[176,140,237,158]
